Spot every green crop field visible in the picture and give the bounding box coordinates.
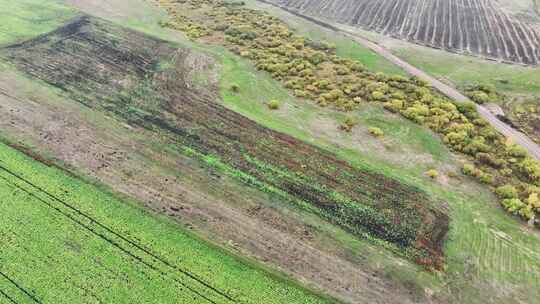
[0,142,330,303]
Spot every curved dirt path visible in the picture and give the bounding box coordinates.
[257,0,540,161]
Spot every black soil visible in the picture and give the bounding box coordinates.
[2,15,449,266]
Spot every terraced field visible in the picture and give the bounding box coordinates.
[270,0,540,65]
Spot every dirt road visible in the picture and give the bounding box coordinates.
[343,33,540,161]
[257,0,540,161]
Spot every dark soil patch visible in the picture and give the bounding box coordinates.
[2,15,448,266]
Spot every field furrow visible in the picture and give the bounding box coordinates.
[271,0,540,65]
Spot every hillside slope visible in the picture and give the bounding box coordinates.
[1,0,540,303]
[0,11,448,303]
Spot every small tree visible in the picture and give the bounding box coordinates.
[339,117,358,132]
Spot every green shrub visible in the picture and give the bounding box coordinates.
[476,152,505,168]
[462,163,477,176]
[519,158,540,184]
[339,117,358,132]
[384,99,405,112]
[469,91,490,104]
[371,91,385,101]
[507,144,528,158]
[501,198,526,214]
[455,101,478,119]
[426,169,439,179]
[368,127,384,137]
[267,100,280,110]
[230,84,240,92]
[495,185,519,199]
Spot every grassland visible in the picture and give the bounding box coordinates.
[176,2,540,302]
[0,141,332,303]
[221,48,540,303]
[219,49,540,303]
[208,16,540,303]
[5,14,449,263]
[0,0,77,46]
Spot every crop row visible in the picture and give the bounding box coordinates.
[271,0,540,65]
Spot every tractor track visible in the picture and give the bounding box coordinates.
[0,163,236,304]
[0,288,18,304]
[0,271,40,304]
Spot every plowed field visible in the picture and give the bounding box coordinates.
[271,0,540,65]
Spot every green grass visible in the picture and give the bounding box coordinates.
[219,49,450,172]
[0,0,77,46]
[0,142,331,304]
